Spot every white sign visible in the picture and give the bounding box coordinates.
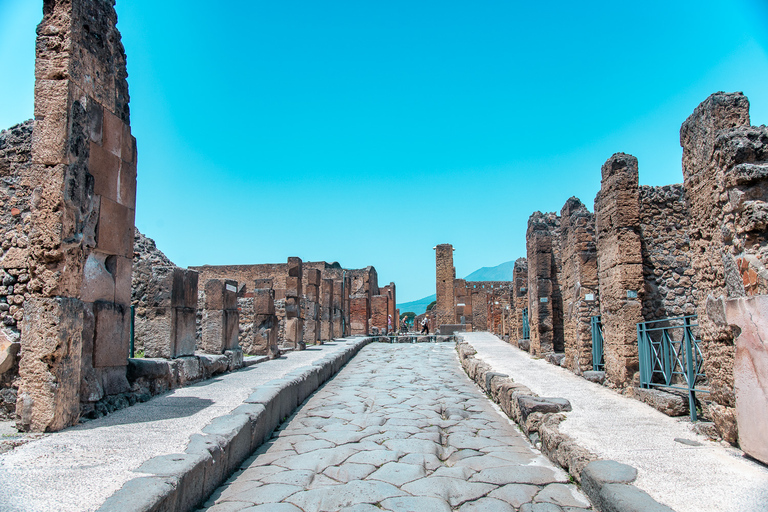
[540,297,548,303]
[226,284,237,293]
[626,290,638,299]
[585,293,595,301]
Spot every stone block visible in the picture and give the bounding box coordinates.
[306,269,321,287]
[96,197,134,258]
[146,266,175,308]
[102,109,124,158]
[253,288,275,316]
[287,257,302,277]
[173,269,199,309]
[138,307,174,359]
[81,252,116,303]
[284,317,305,349]
[285,296,300,318]
[31,79,69,165]
[286,276,301,298]
[16,297,83,432]
[118,158,137,209]
[100,365,130,395]
[92,301,128,368]
[726,295,768,464]
[250,314,279,358]
[89,140,120,203]
[171,356,203,387]
[174,307,197,357]
[204,278,237,311]
[202,413,252,476]
[113,255,132,306]
[305,284,319,302]
[135,452,208,512]
[201,309,226,354]
[254,278,273,290]
[630,387,688,417]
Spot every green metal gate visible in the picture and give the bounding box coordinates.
[522,308,530,340]
[637,315,708,421]
[591,315,604,371]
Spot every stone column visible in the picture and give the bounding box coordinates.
[200,279,239,355]
[137,266,198,359]
[320,278,334,341]
[595,153,644,387]
[471,290,487,331]
[16,0,137,432]
[526,212,562,356]
[250,287,279,359]
[284,257,304,350]
[350,296,369,335]
[303,269,321,345]
[512,258,528,345]
[435,244,456,329]
[560,197,600,374]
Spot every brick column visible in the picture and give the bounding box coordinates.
[284,257,304,350]
[200,279,239,354]
[595,153,644,387]
[350,296,369,335]
[526,212,561,356]
[251,287,279,359]
[512,258,528,345]
[303,269,321,345]
[435,244,456,329]
[370,295,389,334]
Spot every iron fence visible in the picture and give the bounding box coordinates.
[591,315,604,371]
[522,308,530,340]
[637,314,708,421]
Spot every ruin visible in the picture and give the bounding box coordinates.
[431,93,768,458]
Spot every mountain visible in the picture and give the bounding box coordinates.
[397,260,516,315]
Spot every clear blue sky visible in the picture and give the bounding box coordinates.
[1,1,768,302]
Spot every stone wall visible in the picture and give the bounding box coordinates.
[560,198,599,374]
[511,258,528,344]
[680,92,768,444]
[638,185,696,322]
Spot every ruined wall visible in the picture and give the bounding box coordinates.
[370,295,389,333]
[526,212,563,355]
[595,154,644,388]
[435,244,455,328]
[17,0,137,432]
[349,296,369,335]
[638,185,697,321]
[320,278,334,340]
[680,91,768,442]
[559,198,599,374]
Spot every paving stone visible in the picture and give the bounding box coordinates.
[240,504,303,512]
[383,438,440,456]
[534,483,591,508]
[260,469,316,487]
[487,484,541,507]
[368,461,426,486]
[292,439,335,453]
[338,504,382,512]
[458,497,516,511]
[431,466,476,480]
[285,479,406,511]
[206,501,252,512]
[346,449,402,466]
[398,452,443,471]
[324,463,377,483]
[379,495,453,512]
[471,466,568,485]
[401,477,497,507]
[221,483,302,505]
[519,503,565,512]
[237,465,286,481]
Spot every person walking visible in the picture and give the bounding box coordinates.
[420,316,429,334]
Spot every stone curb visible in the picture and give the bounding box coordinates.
[97,337,372,512]
[455,337,676,512]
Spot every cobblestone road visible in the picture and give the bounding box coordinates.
[202,342,592,511]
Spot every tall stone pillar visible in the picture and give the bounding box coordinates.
[284,257,304,350]
[560,197,599,374]
[435,244,455,329]
[595,153,644,387]
[320,278,334,341]
[136,267,198,359]
[200,279,239,354]
[370,295,389,334]
[251,287,279,359]
[526,212,562,355]
[17,0,137,431]
[512,258,528,345]
[303,269,321,345]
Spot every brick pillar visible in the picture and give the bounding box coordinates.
[595,153,644,387]
[284,257,304,350]
[471,290,487,331]
[370,295,389,334]
[320,278,334,340]
[560,197,600,374]
[200,279,239,354]
[303,269,321,345]
[350,296,369,335]
[136,267,198,359]
[251,287,279,359]
[681,92,768,443]
[16,0,136,432]
[435,244,456,329]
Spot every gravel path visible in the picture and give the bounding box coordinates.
[463,332,768,512]
[202,342,592,511]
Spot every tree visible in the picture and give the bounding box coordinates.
[400,311,416,322]
[426,300,436,311]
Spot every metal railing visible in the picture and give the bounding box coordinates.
[522,308,530,340]
[637,315,708,421]
[591,315,604,371]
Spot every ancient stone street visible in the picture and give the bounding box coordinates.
[202,342,591,511]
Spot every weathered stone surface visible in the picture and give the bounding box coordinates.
[628,387,688,417]
[435,244,456,329]
[725,295,768,464]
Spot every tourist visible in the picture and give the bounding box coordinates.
[420,316,429,334]
[387,314,392,333]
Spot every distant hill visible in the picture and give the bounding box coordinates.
[397,260,515,315]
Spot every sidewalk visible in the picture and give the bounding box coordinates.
[0,339,365,512]
[461,332,768,512]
